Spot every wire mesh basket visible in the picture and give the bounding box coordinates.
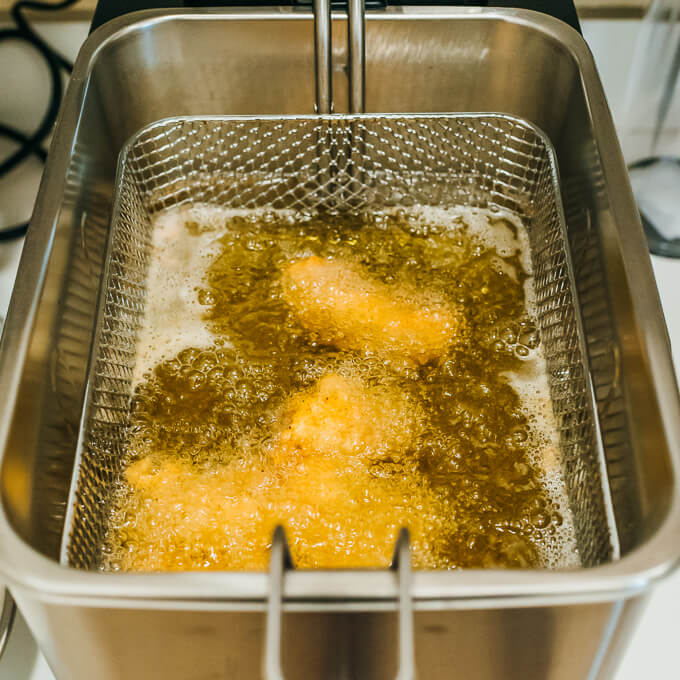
[62,113,617,570]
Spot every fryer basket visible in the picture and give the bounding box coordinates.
[63,113,617,571]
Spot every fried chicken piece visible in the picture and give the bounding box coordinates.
[281,256,464,365]
[118,450,445,571]
[273,373,419,464]
[122,455,277,571]
[112,374,435,571]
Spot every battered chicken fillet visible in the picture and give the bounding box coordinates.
[117,374,434,571]
[272,372,420,464]
[281,256,464,365]
[122,455,278,571]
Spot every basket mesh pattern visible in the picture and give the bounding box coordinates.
[562,165,641,555]
[64,115,616,569]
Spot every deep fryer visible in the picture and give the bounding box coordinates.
[0,3,678,680]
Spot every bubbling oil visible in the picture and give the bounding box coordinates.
[101,204,580,572]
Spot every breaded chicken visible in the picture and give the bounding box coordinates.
[114,374,437,571]
[273,373,419,463]
[118,431,442,571]
[123,455,278,571]
[120,451,445,571]
[281,256,464,365]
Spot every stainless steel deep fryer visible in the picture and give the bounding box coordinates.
[64,112,619,679]
[0,6,679,680]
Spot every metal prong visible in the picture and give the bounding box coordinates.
[263,526,293,680]
[314,0,333,114]
[392,528,415,680]
[348,0,366,113]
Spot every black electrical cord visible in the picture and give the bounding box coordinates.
[0,0,78,241]
[11,0,76,72]
[0,123,48,161]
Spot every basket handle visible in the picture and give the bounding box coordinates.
[262,526,416,680]
[313,0,332,113]
[348,0,366,113]
[263,526,292,680]
[393,528,416,680]
[313,0,366,113]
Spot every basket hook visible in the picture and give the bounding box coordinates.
[262,526,415,680]
[263,525,293,680]
[392,527,416,680]
[348,0,366,113]
[313,0,366,113]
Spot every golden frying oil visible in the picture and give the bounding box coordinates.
[100,205,579,572]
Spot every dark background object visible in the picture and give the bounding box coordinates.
[0,0,78,240]
[628,156,680,258]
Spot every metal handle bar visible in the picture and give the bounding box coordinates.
[313,0,332,113]
[262,526,415,680]
[313,0,366,113]
[263,526,292,680]
[393,528,415,680]
[348,0,366,113]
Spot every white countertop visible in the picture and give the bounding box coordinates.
[0,17,679,680]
